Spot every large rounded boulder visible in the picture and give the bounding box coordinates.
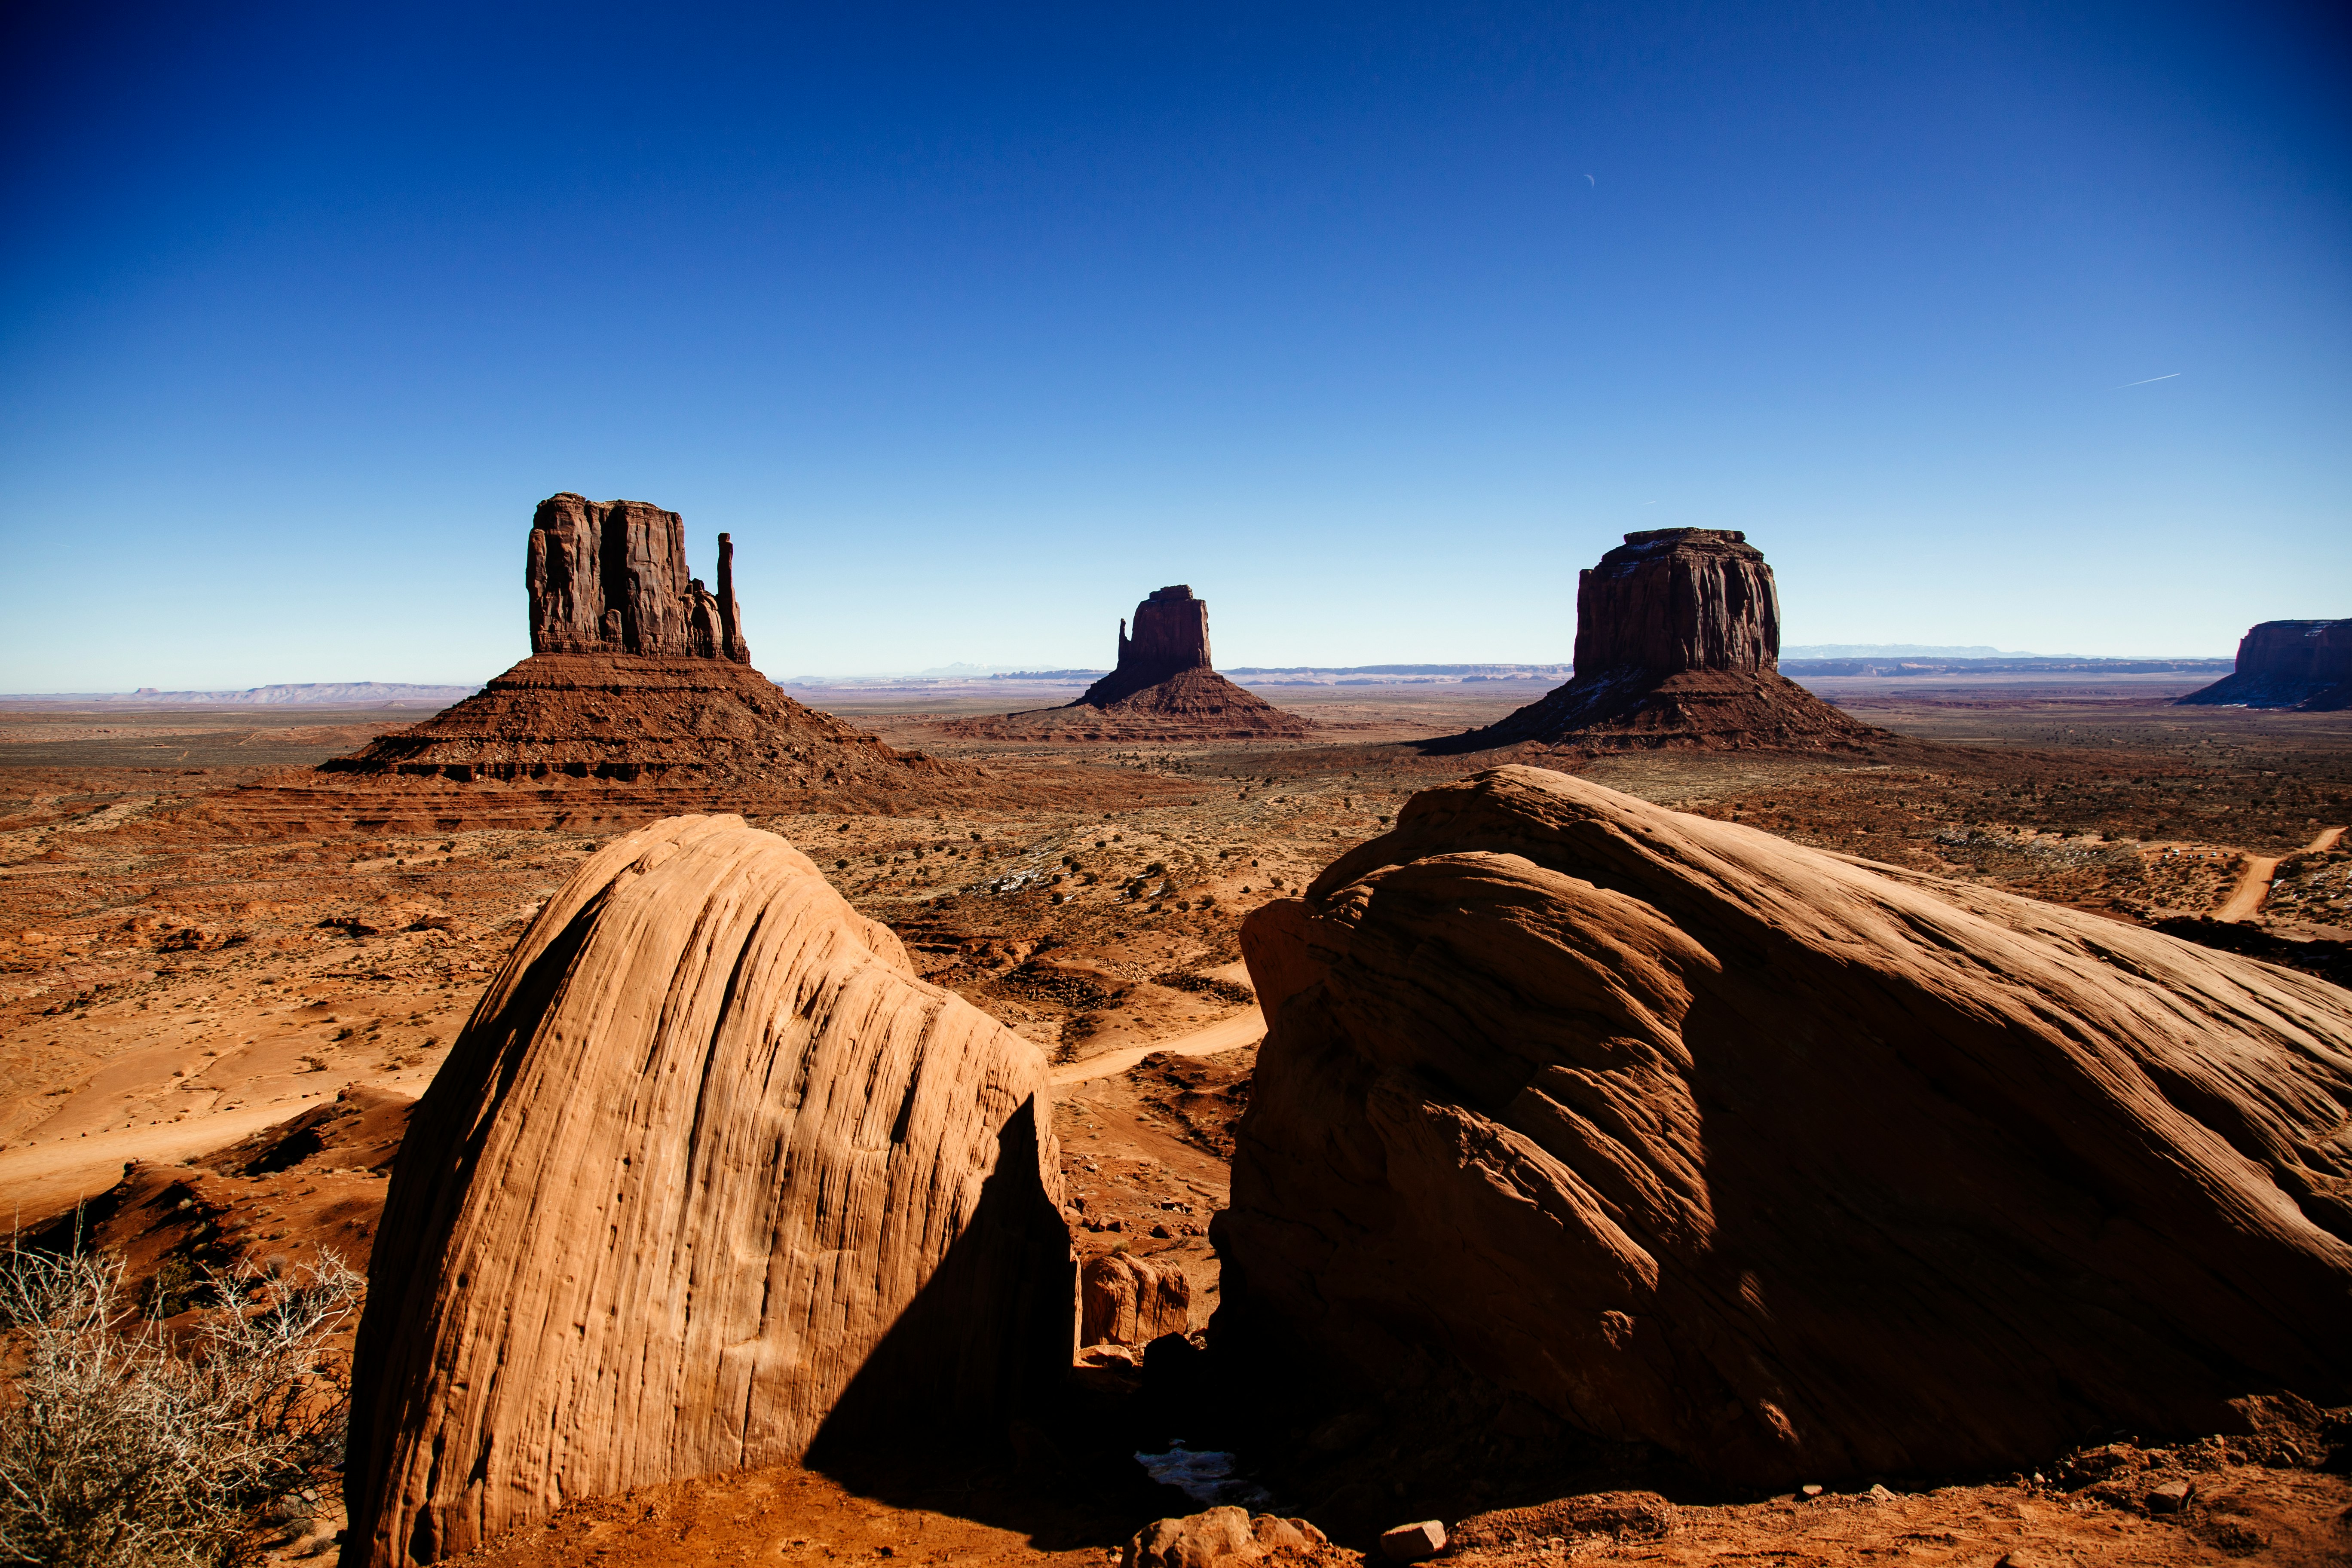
[1217,766,2352,1486]
[343,815,1072,1565]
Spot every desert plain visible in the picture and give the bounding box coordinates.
[3,663,2350,1567]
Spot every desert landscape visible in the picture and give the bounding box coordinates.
[2,510,2347,1568]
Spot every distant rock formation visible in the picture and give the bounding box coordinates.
[2177,619,2350,710]
[946,585,1311,742]
[319,493,956,799]
[527,493,749,662]
[1078,585,1215,706]
[343,815,1073,1565]
[1218,766,2352,1489]
[1429,530,1880,752]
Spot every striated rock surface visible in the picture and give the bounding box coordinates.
[1433,530,1879,752]
[342,815,1073,1566]
[1217,765,2352,1489]
[2177,619,2350,711]
[1081,1251,1194,1347]
[950,586,1309,742]
[318,653,949,794]
[527,493,748,662]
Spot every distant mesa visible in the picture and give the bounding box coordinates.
[1428,529,1882,753]
[317,493,953,800]
[343,815,1071,1564]
[946,585,1311,742]
[2177,619,2350,710]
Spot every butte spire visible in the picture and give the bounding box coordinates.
[953,584,1311,741]
[312,493,956,810]
[1430,528,1882,753]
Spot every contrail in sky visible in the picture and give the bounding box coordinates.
[2115,372,2181,388]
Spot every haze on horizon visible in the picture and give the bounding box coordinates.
[2,2,2346,691]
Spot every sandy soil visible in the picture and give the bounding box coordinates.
[4,681,2350,1567]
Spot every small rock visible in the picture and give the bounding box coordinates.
[1378,1520,1446,1563]
[2146,1478,2193,1513]
[1867,1483,1896,1506]
[1800,1484,1823,1498]
[1250,1516,1325,1550]
[1123,1506,1256,1568]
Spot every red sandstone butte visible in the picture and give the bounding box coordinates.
[951,585,1310,742]
[2177,619,2351,711]
[1433,529,1879,752]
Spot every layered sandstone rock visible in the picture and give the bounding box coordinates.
[1081,1251,1194,1347]
[343,816,1073,1565]
[2177,619,2350,711]
[319,493,958,800]
[1218,766,2352,1488]
[527,493,748,662]
[950,586,1310,742]
[1434,530,1879,751]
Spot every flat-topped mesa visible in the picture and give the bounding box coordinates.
[1430,528,1880,753]
[2177,619,2350,711]
[527,493,749,663]
[1574,529,1779,677]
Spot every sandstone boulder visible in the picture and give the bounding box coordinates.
[1217,766,2352,1488]
[342,815,1073,1565]
[1082,1251,1194,1347]
[2177,619,2350,711]
[1122,1508,1327,1568]
[1433,530,1879,751]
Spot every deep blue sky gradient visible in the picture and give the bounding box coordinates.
[4,2,2346,685]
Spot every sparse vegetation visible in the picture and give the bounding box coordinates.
[0,1239,361,1567]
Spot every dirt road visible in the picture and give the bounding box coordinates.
[1049,1005,1264,1084]
[2218,824,2348,922]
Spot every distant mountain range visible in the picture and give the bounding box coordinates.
[0,682,479,707]
[1780,644,2038,658]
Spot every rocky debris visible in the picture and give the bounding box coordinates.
[342,815,1074,1566]
[316,652,951,792]
[527,493,749,662]
[2177,619,2351,710]
[1082,1251,1194,1347]
[949,587,1311,742]
[1375,1521,1446,1562]
[1450,1491,1678,1547]
[1121,1507,1327,1568]
[1430,530,1882,751]
[1216,764,2352,1491]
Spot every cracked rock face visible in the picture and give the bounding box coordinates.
[1571,528,1779,678]
[527,492,749,663]
[343,815,1072,1566]
[2178,619,2352,711]
[1217,765,2352,1489]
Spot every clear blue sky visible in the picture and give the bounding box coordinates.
[4,2,2346,686]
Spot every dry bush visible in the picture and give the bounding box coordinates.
[0,1239,361,1567]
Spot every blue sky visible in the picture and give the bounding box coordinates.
[3,1,2346,686]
